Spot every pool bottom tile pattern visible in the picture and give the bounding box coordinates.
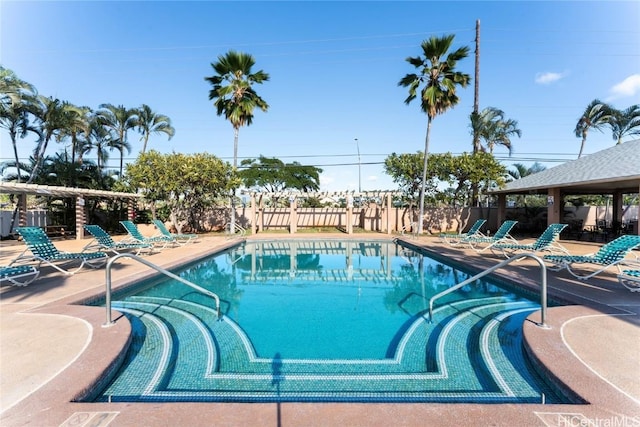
[93,296,568,404]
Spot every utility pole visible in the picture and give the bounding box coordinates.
[472,19,482,207]
[474,19,480,119]
[355,138,361,193]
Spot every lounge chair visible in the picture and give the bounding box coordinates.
[120,220,176,249]
[12,227,108,275]
[490,223,569,258]
[459,220,519,253]
[440,219,486,245]
[0,265,39,286]
[152,219,198,245]
[544,234,640,280]
[83,224,154,255]
[617,262,640,292]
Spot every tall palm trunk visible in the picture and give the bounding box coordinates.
[27,134,51,184]
[418,117,433,234]
[578,131,587,158]
[141,135,149,154]
[10,130,21,183]
[119,147,124,179]
[229,127,239,234]
[8,131,22,234]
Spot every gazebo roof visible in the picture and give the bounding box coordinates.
[0,181,141,199]
[492,139,640,195]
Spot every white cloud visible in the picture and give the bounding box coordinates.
[534,71,567,85]
[607,74,640,101]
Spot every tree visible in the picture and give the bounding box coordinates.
[136,104,175,154]
[398,34,470,233]
[84,114,116,176]
[507,162,547,208]
[438,152,507,206]
[0,98,41,182]
[125,150,235,231]
[55,104,92,187]
[37,152,104,189]
[57,105,91,165]
[239,155,322,193]
[384,151,505,204]
[470,107,521,155]
[508,162,546,181]
[384,152,432,202]
[96,104,137,178]
[28,97,79,184]
[607,104,640,145]
[0,66,36,108]
[574,99,610,158]
[385,151,506,229]
[205,50,269,234]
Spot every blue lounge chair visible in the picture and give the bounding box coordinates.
[618,262,640,292]
[544,235,640,280]
[460,220,518,253]
[440,219,486,245]
[0,265,39,286]
[120,220,176,249]
[152,219,198,245]
[491,223,569,258]
[83,224,154,255]
[12,227,108,275]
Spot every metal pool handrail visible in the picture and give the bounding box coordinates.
[226,222,246,239]
[428,252,550,328]
[103,253,221,327]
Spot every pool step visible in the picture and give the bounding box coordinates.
[95,294,554,403]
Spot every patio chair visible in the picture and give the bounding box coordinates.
[617,262,640,292]
[544,234,640,280]
[152,219,198,245]
[440,219,486,245]
[83,224,154,256]
[120,220,177,249]
[0,265,39,286]
[459,220,519,253]
[12,227,108,275]
[490,223,569,258]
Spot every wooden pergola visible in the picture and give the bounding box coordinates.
[491,139,640,236]
[0,182,141,240]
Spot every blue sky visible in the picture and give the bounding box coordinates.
[1,1,639,192]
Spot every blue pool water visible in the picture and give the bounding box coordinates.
[90,239,573,403]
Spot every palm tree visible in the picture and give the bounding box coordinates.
[96,104,137,178]
[136,104,175,154]
[470,107,522,155]
[507,162,547,208]
[57,105,91,165]
[0,98,41,182]
[0,66,35,108]
[205,50,270,234]
[398,34,470,234]
[607,104,640,145]
[508,162,546,180]
[28,97,79,184]
[85,114,115,174]
[0,68,40,233]
[574,99,610,158]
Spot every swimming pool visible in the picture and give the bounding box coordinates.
[90,239,572,403]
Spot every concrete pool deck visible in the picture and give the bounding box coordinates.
[0,233,638,426]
